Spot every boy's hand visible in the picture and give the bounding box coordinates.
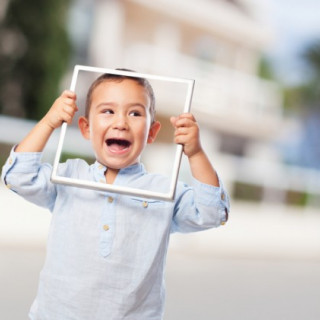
[15,90,78,153]
[170,113,219,187]
[170,113,202,158]
[43,90,78,130]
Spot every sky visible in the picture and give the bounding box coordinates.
[267,0,320,85]
[266,0,320,169]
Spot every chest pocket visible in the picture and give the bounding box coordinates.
[129,197,170,209]
[122,196,172,219]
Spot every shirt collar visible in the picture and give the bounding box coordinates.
[92,161,146,182]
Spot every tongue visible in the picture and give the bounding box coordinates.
[108,142,128,152]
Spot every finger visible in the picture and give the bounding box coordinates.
[64,105,78,116]
[63,97,76,106]
[62,111,74,124]
[64,100,79,112]
[175,117,196,128]
[170,116,177,127]
[174,134,191,146]
[61,90,76,99]
[175,126,191,136]
[177,113,196,122]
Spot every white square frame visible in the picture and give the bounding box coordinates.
[51,65,195,201]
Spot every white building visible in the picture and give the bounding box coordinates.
[71,0,290,200]
[85,0,282,143]
[2,0,319,206]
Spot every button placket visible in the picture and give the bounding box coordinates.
[99,194,116,257]
[221,208,228,226]
[94,162,106,184]
[108,196,114,203]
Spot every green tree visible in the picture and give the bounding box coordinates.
[282,39,320,169]
[258,56,275,81]
[282,39,320,112]
[0,0,71,120]
[302,39,320,105]
[304,40,320,74]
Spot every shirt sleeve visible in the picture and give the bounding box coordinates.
[171,174,230,233]
[1,147,57,211]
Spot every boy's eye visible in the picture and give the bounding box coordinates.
[103,109,114,114]
[129,111,142,117]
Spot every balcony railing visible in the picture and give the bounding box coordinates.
[124,44,283,126]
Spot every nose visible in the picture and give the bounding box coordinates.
[112,113,128,130]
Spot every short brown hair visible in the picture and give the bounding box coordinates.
[85,69,156,123]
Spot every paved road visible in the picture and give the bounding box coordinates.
[1,185,320,319]
[1,246,320,320]
[165,249,320,320]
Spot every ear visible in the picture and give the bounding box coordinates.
[147,121,161,144]
[78,116,90,140]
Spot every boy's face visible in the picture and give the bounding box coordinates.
[79,79,160,170]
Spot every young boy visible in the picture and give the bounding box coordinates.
[1,72,229,320]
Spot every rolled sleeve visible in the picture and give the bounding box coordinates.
[192,176,230,225]
[171,174,230,233]
[1,147,56,210]
[2,147,42,185]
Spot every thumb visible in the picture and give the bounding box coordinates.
[170,116,177,127]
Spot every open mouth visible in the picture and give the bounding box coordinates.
[106,138,131,153]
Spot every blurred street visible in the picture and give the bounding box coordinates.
[1,0,320,319]
[1,184,319,320]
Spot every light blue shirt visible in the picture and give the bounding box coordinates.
[1,149,229,320]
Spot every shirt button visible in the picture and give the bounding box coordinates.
[142,201,148,208]
[98,164,104,170]
[108,196,114,203]
[6,184,12,189]
[221,208,228,226]
[103,224,110,231]
[8,158,13,165]
[221,193,225,201]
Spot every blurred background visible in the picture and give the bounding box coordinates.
[0,0,319,319]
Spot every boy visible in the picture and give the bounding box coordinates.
[1,71,229,320]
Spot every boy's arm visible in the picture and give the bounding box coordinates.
[170,113,229,231]
[15,90,78,152]
[170,113,219,187]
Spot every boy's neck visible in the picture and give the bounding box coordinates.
[105,168,119,184]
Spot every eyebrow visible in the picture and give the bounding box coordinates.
[95,102,148,110]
